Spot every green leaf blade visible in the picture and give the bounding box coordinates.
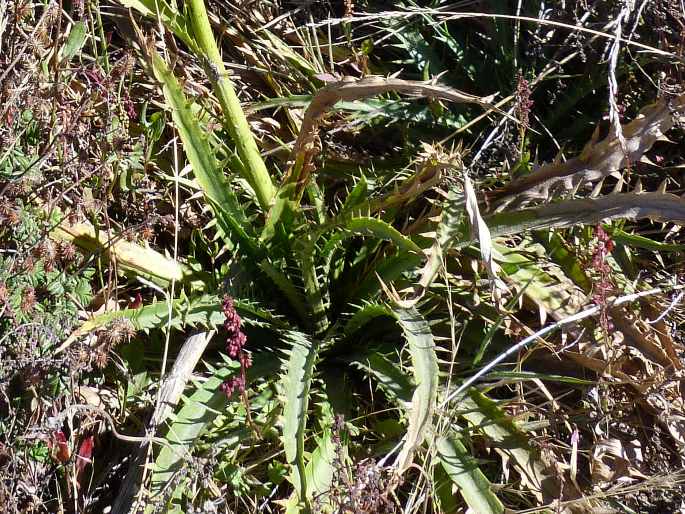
[437,434,504,514]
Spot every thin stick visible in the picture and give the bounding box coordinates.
[310,10,674,57]
[440,284,685,407]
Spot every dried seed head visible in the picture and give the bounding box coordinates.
[344,0,354,17]
[0,201,19,226]
[14,1,32,20]
[139,225,154,242]
[68,344,92,372]
[67,209,80,226]
[104,318,137,346]
[73,0,84,18]
[113,52,135,78]
[34,239,55,260]
[20,287,36,313]
[22,255,35,272]
[92,345,109,369]
[43,3,60,28]
[5,209,19,226]
[58,241,77,266]
[34,240,57,272]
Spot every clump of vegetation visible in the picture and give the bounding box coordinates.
[2,1,685,513]
[0,203,94,510]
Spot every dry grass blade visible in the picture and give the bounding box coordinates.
[312,9,675,58]
[463,170,506,303]
[283,76,514,194]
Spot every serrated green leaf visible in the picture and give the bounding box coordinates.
[148,355,280,511]
[345,217,422,254]
[281,331,320,508]
[343,303,392,336]
[67,295,279,343]
[321,216,421,263]
[534,230,592,293]
[259,260,309,325]
[609,227,685,252]
[352,352,413,406]
[340,175,369,215]
[149,366,235,507]
[392,307,438,473]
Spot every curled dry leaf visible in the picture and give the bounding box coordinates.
[284,76,510,196]
[591,438,646,486]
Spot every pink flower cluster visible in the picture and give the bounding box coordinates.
[515,71,534,129]
[220,296,252,398]
[591,226,615,333]
[220,374,245,397]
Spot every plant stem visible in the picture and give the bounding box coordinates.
[186,0,275,211]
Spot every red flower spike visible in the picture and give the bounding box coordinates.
[221,295,252,403]
[51,430,70,464]
[75,435,94,483]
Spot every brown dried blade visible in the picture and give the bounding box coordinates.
[283,76,515,195]
[489,94,685,204]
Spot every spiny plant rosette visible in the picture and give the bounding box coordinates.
[220,295,251,398]
[27,1,685,512]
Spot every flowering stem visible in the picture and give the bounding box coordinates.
[241,385,260,438]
